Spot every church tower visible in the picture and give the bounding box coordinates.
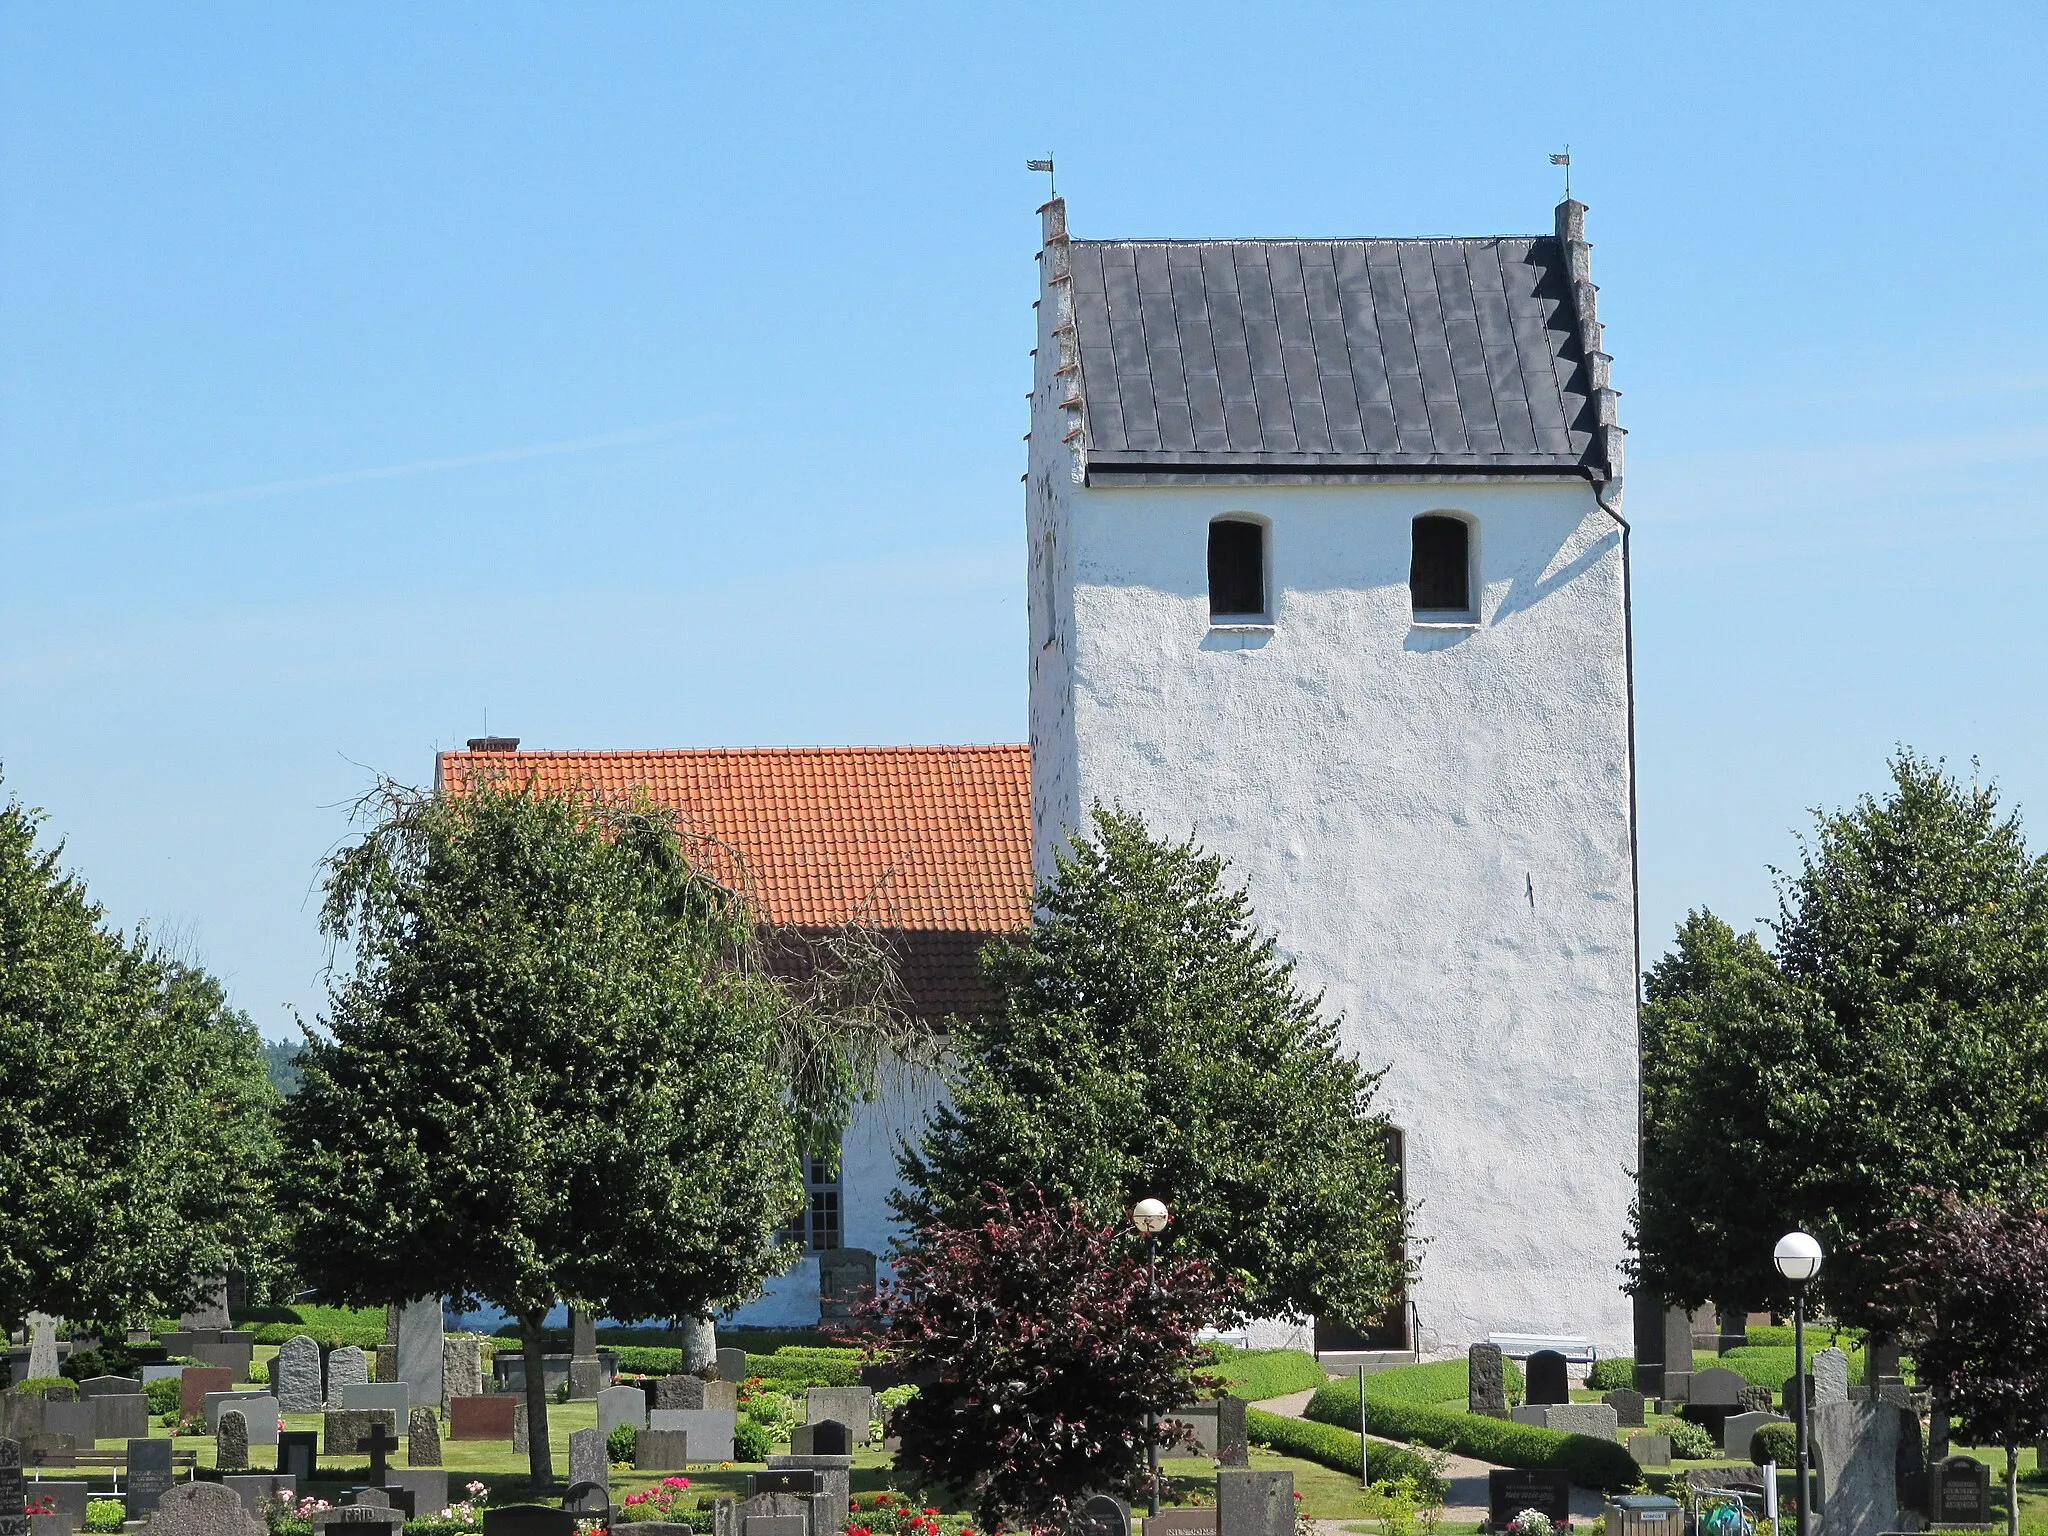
[1025,198,1639,1356]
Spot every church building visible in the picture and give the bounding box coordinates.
[438,196,1640,1357]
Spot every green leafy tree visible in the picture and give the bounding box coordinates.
[0,779,279,1339]
[282,776,908,1482]
[1631,752,2048,1321]
[897,804,1407,1330]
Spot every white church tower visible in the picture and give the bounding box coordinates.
[1025,197,1639,1356]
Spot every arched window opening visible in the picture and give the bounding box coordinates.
[1410,514,1473,617]
[1209,518,1267,621]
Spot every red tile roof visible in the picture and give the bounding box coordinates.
[436,744,1033,1019]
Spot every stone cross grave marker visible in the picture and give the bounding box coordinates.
[1933,1456,1992,1527]
[1468,1344,1508,1417]
[1524,1350,1569,1406]
[360,1422,399,1489]
[128,1438,176,1522]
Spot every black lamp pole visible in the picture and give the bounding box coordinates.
[1794,1279,1811,1536]
[1147,1230,1160,1517]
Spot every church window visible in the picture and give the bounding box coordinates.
[1410,514,1474,617]
[1208,517,1267,621]
[781,1141,843,1251]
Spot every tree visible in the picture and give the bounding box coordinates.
[282,775,904,1482]
[1630,752,2048,1321]
[897,804,1407,1332]
[0,779,279,1338]
[868,1190,1238,1531]
[1861,1196,2048,1536]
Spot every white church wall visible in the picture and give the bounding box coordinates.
[1037,475,1638,1357]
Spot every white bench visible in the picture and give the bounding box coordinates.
[1487,1332,1598,1365]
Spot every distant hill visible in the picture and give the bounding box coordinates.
[261,1038,303,1096]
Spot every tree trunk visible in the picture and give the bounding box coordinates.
[521,1308,553,1486]
[681,1315,716,1374]
[2007,1434,2019,1536]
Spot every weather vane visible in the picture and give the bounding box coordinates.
[1027,155,1056,199]
[1550,146,1571,200]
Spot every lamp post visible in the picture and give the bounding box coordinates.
[1775,1231,1825,1536]
[1133,1198,1171,1518]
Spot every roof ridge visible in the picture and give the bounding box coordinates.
[440,742,1029,759]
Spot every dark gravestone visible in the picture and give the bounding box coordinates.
[656,1377,705,1411]
[1468,1345,1508,1417]
[1603,1389,1647,1428]
[1143,1515,1219,1536]
[359,1422,399,1488]
[1,1436,23,1536]
[1487,1469,1571,1530]
[809,1420,850,1457]
[481,1507,576,1536]
[744,1473,815,1498]
[128,1438,176,1521]
[1217,1470,1290,1536]
[1690,1368,1746,1406]
[1932,1456,1992,1526]
[1074,1494,1130,1536]
[217,1411,250,1472]
[1865,1340,1903,1387]
[181,1370,234,1418]
[1782,1377,1814,1423]
[1738,1386,1773,1414]
[77,1378,140,1400]
[1524,1350,1570,1406]
[278,1432,318,1483]
[1215,1397,1249,1468]
[448,1397,516,1441]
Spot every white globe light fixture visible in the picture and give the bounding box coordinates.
[1774,1231,1824,1282]
[1132,1198,1171,1234]
[1775,1230,1825,1536]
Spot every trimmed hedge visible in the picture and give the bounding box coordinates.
[242,1305,387,1349]
[1243,1407,1447,1501]
[610,1345,861,1387]
[1347,1357,1525,1407]
[1211,1348,1330,1402]
[1306,1376,1639,1491]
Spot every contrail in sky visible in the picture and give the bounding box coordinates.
[4,416,717,535]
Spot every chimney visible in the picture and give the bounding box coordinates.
[466,736,520,752]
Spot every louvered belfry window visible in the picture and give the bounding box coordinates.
[1208,518,1266,620]
[1410,515,1472,615]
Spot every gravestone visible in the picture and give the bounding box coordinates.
[38,1403,91,1450]
[1864,1340,1903,1387]
[340,1385,409,1419]
[1737,1386,1772,1414]
[218,1410,250,1471]
[191,1336,256,1381]
[39,1388,72,1405]
[1932,1455,1992,1527]
[310,1510,402,1536]
[25,1481,86,1529]
[805,1388,872,1434]
[181,1278,232,1333]
[441,1339,483,1414]
[1782,1375,1814,1421]
[567,1312,601,1402]
[77,1377,138,1400]
[566,1429,607,1513]
[1690,1367,1745,1405]
[277,1337,323,1414]
[809,1421,850,1457]
[323,1408,398,1457]
[480,1509,575,1536]
[656,1376,703,1410]
[1075,1494,1131,1536]
[204,1394,279,1445]
[448,1397,516,1441]
[1722,1411,1790,1462]
[91,1395,147,1442]
[1144,1516,1219,1536]
[634,1430,688,1471]
[357,1421,399,1489]
[1930,1405,1951,1461]
[277,1432,318,1483]
[140,1481,264,1536]
[597,1386,646,1437]
[407,1409,440,1467]
[1603,1389,1646,1427]
[647,1409,734,1462]
[395,1300,443,1413]
[1813,1348,1850,1407]
[218,1476,295,1519]
[0,1436,21,1536]
[1661,1305,1697,1401]
[1215,1397,1249,1468]
[816,1248,876,1324]
[1627,1433,1672,1467]
[181,1369,234,1417]
[325,1349,369,1404]
[1524,1350,1570,1406]
[1487,1469,1572,1531]
[25,1318,59,1383]
[1468,1344,1508,1417]
[128,1438,176,1522]
[1217,1469,1291,1536]
[1811,1400,1926,1536]
[387,1470,447,1518]
[511,1404,528,1456]
[748,1473,816,1498]
[715,1349,750,1385]
[1540,1403,1618,1441]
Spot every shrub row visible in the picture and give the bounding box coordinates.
[1306,1377,1639,1491]
[1243,1407,1447,1501]
[606,1345,861,1387]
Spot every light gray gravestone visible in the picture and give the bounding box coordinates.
[395,1300,444,1413]
[127,1438,176,1521]
[77,1377,139,1400]
[1544,1403,1619,1441]
[1811,1400,1925,1536]
[1603,1389,1647,1427]
[1075,1494,1131,1536]
[91,1396,148,1442]
[218,1410,251,1471]
[440,1339,483,1414]
[1217,1470,1292,1536]
[1626,1432,1672,1467]
[388,1470,447,1518]
[715,1348,750,1385]
[597,1387,646,1437]
[566,1428,607,1513]
[1468,1343,1508,1417]
[1722,1411,1790,1461]
[323,1408,397,1457]
[510,1403,528,1455]
[325,1348,368,1404]
[803,1388,873,1432]
[25,1318,59,1383]
[1813,1348,1851,1407]
[141,1481,264,1536]
[648,1409,734,1461]
[203,1394,280,1445]
[276,1337,322,1414]
[340,1384,410,1420]
[38,1403,93,1450]
[218,1477,295,1519]
[634,1429,687,1471]
[1689,1367,1746,1406]
[407,1409,441,1467]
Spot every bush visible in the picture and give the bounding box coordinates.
[85,1501,126,1533]
[1306,1376,1639,1491]
[1667,1419,1717,1460]
[146,1377,182,1416]
[1751,1422,1797,1467]
[240,1305,387,1350]
[1587,1358,1634,1392]
[607,1424,639,1464]
[1210,1347,1329,1401]
[11,1377,68,1395]
[1244,1407,1446,1500]
[733,1416,775,1462]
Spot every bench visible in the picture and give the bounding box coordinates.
[1487,1333,1598,1366]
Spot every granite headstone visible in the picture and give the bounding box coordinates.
[218,1410,250,1471]
[1603,1389,1646,1428]
[325,1349,369,1405]
[1811,1400,1926,1536]
[634,1430,688,1471]
[1468,1345,1508,1418]
[597,1387,646,1437]
[127,1438,175,1521]
[407,1409,441,1467]
[1217,1470,1290,1536]
[276,1338,323,1415]
[1524,1350,1569,1406]
[139,1481,265,1536]
[395,1300,443,1413]
[1813,1349,1850,1407]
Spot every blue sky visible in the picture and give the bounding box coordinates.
[3,2,2045,1038]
